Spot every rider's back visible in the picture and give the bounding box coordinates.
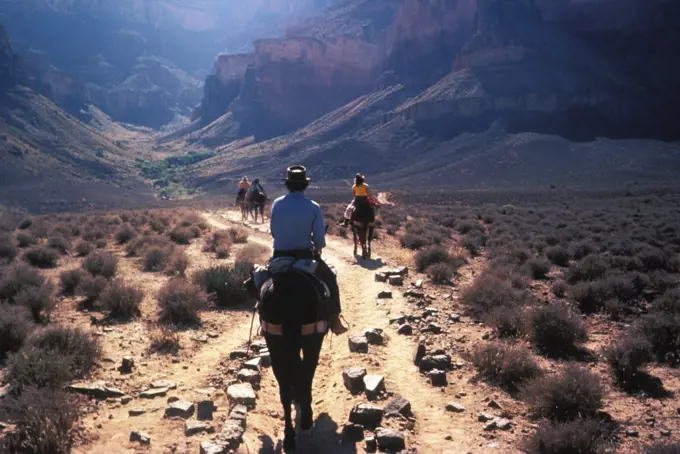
[271,193,325,251]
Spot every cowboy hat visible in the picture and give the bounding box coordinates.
[283,165,311,182]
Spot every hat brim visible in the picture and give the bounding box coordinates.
[283,177,312,182]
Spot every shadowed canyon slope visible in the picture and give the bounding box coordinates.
[170,0,680,192]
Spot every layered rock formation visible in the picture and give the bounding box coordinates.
[0,24,21,90]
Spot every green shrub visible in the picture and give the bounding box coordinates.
[17,218,33,230]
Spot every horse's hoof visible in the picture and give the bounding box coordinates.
[283,429,296,452]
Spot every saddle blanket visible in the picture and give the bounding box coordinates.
[251,257,330,299]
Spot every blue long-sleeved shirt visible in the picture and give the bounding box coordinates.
[270,192,326,251]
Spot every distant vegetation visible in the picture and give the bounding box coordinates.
[135,151,216,199]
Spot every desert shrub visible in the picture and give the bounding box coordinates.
[236,244,269,264]
[570,281,609,314]
[525,258,551,280]
[566,255,608,284]
[603,335,653,384]
[457,220,481,234]
[528,303,587,356]
[59,269,87,296]
[165,250,189,276]
[95,238,107,249]
[552,280,567,298]
[16,232,37,248]
[0,388,79,454]
[203,231,231,254]
[471,342,542,391]
[74,240,95,257]
[99,280,143,320]
[415,245,463,273]
[545,246,569,266]
[126,234,172,257]
[192,262,252,308]
[429,263,454,282]
[47,236,71,254]
[17,218,33,230]
[148,328,181,355]
[399,233,430,250]
[461,233,486,256]
[169,226,199,245]
[487,305,525,338]
[644,443,680,454]
[635,312,680,365]
[0,233,17,261]
[27,326,100,378]
[114,223,136,244]
[571,242,596,261]
[0,263,47,302]
[522,365,603,422]
[179,213,208,230]
[77,274,109,303]
[158,279,206,326]
[23,246,60,268]
[0,303,33,361]
[14,285,54,322]
[228,227,249,244]
[524,419,609,454]
[81,250,117,278]
[5,347,73,391]
[461,272,527,317]
[81,227,107,242]
[654,288,680,314]
[143,245,174,272]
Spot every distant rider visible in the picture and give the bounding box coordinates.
[342,173,378,226]
[270,165,348,335]
[236,176,250,206]
[249,178,266,198]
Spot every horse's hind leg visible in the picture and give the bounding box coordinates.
[352,225,358,256]
[368,226,374,259]
[297,333,325,431]
[265,334,297,450]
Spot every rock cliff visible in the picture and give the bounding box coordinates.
[0,24,20,90]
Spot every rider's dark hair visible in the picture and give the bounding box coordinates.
[286,180,309,192]
[355,174,365,186]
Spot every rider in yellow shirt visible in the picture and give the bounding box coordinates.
[342,174,377,225]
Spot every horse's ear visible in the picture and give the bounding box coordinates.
[325,224,329,233]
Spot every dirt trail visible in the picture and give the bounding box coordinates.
[203,210,515,453]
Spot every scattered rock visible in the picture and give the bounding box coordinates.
[390,316,406,325]
[197,400,215,420]
[192,334,209,343]
[389,275,404,286]
[185,420,214,436]
[140,388,168,399]
[130,431,151,445]
[128,409,146,416]
[375,428,405,451]
[237,368,261,386]
[229,350,248,360]
[494,418,512,431]
[244,357,262,371]
[363,375,385,398]
[365,434,377,452]
[404,289,424,298]
[120,396,132,404]
[207,332,219,338]
[349,334,369,353]
[418,354,452,372]
[397,324,413,335]
[660,429,671,437]
[349,403,384,429]
[397,266,408,276]
[377,291,392,299]
[384,396,412,417]
[342,423,365,442]
[625,429,639,437]
[488,400,502,410]
[227,383,256,409]
[120,356,134,374]
[449,314,461,322]
[200,441,227,454]
[216,419,246,450]
[428,369,447,387]
[446,402,466,413]
[363,328,385,345]
[67,381,126,399]
[257,351,272,367]
[167,396,180,403]
[422,307,438,317]
[343,368,367,393]
[229,405,248,427]
[415,279,423,289]
[151,380,177,390]
[424,323,442,334]
[375,272,388,282]
[414,343,426,366]
[164,400,195,419]
[478,413,495,423]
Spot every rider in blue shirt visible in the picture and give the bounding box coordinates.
[270,165,347,335]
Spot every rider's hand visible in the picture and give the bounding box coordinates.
[316,248,323,257]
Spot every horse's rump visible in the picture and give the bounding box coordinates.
[258,270,326,330]
[352,200,375,224]
[250,190,267,205]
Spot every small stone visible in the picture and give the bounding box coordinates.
[67,381,126,399]
[425,323,442,334]
[449,314,461,322]
[375,272,387,282]
[488,400,502,410]
[151,380,177,390]
[365,434,377,452]
[389,275,404,286]
[363,375,385,398]
[414,343,426,366]
[626,429,639,437]
[207,332,219,338]
[390,316,406,325]
[216,419,245,450]
[445,435,453,440]
[349,403,384,429]
[130,431,151,445]
[397,324,413,335]
[227,383,256,409]
[121,356,134,374]
[257,351,271,367]
[415,279,423,289]
[120,396,132,404]
[428,369,447,387]
[343,368,367,393]
[384,396,411,416]
[446,402,465,413]
[197,400,215,420]
[660,429,671,437]
[185,420,214,436]
[495,418,512,430]
[478,413,495,422]
[422,307,438,317]
[192,334,209,343]
[128,409,146,416]
[363,328,385,345]
[167,396,180,403]
[229,350,248,360]
[229,405,248,427]
[484,421,498,431]
[482,332,490,340]
[397,266,408,276]
[349,334,369,353]
[164,400,195,419]
[244,357,262,371]
[342,423,364,442]
[140,388,168,399]
[200,441,227,454]
[404,289,424,298]
[375,428,405,451]
[419,354,452,372]
[377,291,392,299]
[237,368,261,386]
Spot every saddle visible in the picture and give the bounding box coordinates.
[249,258,330,302]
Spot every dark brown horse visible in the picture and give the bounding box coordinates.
[257,270,328,451]
[352,201,376,259]
[236,190,248,220]
[248,190,267,223]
